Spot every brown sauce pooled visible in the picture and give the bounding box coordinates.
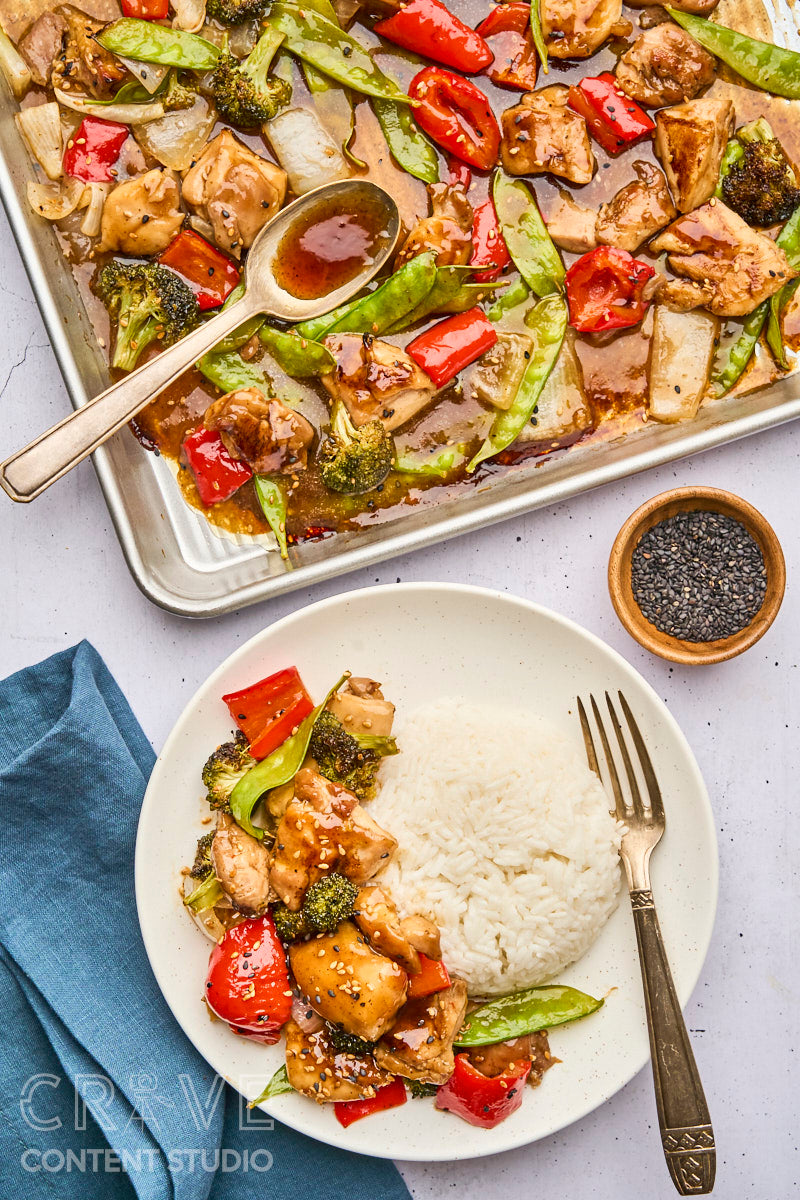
[274,194,391,300]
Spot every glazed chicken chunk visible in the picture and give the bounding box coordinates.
[203,388,315,476]
[375,980,468,1086]
[290,920,408,1041]
[328,677,395,737]
[501,87,596,185]
[355,885,427,974]
[544,192,598,253]
[541,0,623,59]
[321,335,437,432]
[269,768,397,910]
[651,200,798,316]
[284,1018,392,1103]
[211,810,271,915]
[99,169,183,256]
[615,25,716,107]
[596,162,677,252]
[19,12,67,87]
[654,97,735,213]
[183,130,287,258]
[395,183,473,270]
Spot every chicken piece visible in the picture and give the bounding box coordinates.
[375,980,468,1086]
[290,920,408,1041]
[182,130,287,259]
[395,183,473,270]
[657,276,715,311]
[53,5,127,99]
[321,334,438,433]
[651,200,798,317]
[544,191,598,253]
[99,169,183,256]
[541,0,623,58]
[19,12,66,87]
[615,25,716,108]
[211,810,271,915]
[398,915,441,960]
[355,885,421,973]
[328,677,395,737]
[269,769,396,909]
[596,161,677,252]
[203,388,315,476]
[284,1018,392,1103]
[466,1032,556,1087]
[501,88,595,185]
[654,97,734,213]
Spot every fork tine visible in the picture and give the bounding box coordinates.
[577,697,600,777]
[589,694,628,822]
[618,691,665,825]
[605,691,645,820]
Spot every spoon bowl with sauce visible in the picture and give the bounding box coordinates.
[0,179,400,503]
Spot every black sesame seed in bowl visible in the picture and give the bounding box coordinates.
[608,487,786,665]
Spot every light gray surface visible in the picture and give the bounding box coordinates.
[2,197,798,1197]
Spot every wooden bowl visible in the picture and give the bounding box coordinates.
[608,487,786,665]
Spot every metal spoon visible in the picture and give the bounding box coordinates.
[0,179,400,503]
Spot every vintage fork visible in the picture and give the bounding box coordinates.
[578,691,716,1196]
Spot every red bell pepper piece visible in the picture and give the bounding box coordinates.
[435,1054,531,1128]
[183,428,253,506]
[63,117,128,184]
[375,0,493,73]
[564,246,655,334]
[159,230,241,312]
[567,74,654,157]
[121,0,169,16]
[409,67,500,172]
[445,155,472,190]
[407,954,451,999]
[205,914,291,1044]
[476,3,539,91]
[222,666,314,759]
[469,198,511,283]
[334,1078,408,1128]
[407,307,497,388]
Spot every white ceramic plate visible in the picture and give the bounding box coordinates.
[136,583,718,1162]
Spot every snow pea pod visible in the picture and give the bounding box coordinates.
[710,303,768,397]
[455,984,603,1048]
[467,293,566,471]
[530,0,549,74]
[268,3,410,103]
[487,276,530,321]
[394,442,468,477]
[493,172,564,297]
[300,0,366,168]
[295,252,438,341]
[214,284,265,353]
[388,266,491,332]
[259,327,335,376]
[183,874,223,914]
[230,673,349,838]
[667,9,800,99]
[197,349,270,395]
[765,204,800,367]
[249,1065,292,1109]
[97,19,220,69]
[254,476,290,561]
[372,98,439,184]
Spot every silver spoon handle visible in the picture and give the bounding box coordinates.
[0,296,259,503]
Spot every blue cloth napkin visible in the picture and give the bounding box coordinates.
[0,642,411,1200]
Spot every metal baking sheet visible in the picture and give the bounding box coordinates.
[2,1,799,618]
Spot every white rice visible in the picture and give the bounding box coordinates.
[371,699,623,997]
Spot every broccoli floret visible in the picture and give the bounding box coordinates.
[190,831,216,881]
[161,71,197,112]
[97,261,199,372]
[308,709,387,801]
[272,903,311,943]
[211,27,291,128]
[327,1026,376,1057]
[302,873,359,933]
[201,730,256,812]
[319,403,394,496]
[207,0,270,22]
[722,119,800,227]
[407,1079,439,1099]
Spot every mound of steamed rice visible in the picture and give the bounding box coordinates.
[370,699,623,997]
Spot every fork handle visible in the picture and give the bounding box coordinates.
[630,890,715,1195]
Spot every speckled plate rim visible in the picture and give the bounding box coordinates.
[135,583,718,1162]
